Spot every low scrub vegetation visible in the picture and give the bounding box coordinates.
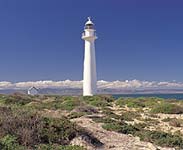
[82,95,114,107]
[120,111,141,121]
[151,102,183,114]
[137,130,183,148]
[102,121,139,135]
[1,94,183,149]
[116,97,162,108]
[102,120,183,148]
[0,105,100,149]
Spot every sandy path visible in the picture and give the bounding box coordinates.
[71,116,174,150]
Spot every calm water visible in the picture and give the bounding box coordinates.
[113,93,183,100]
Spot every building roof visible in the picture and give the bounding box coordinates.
[28,86,38,91]
[85,17,94,25]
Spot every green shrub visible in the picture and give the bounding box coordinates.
[29,97,84,111]
[116,97,162,108]
[151,103,183,114]
[143,97,163,108]
[103,120,183,148]
[0,110,43,146]
[0,108,86,147]
[116,98,145,108]
[102,122,121,132]
[82,96,113,107]
[102,122,139,135]
[59,98,84,110]
[120,111,141,121]
[4,93,33,106]
[0,106,12,116]
[0,135,25,150]
[0,95,7,104]
[136,130,183,148]
[40,117,79,145]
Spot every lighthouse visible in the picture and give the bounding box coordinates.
[82,17,97,96]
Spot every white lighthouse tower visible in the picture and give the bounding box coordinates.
[82,17,97,96]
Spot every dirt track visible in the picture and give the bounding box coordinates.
[71,116,174,150]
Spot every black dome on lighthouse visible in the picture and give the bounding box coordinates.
[85,17,94,29]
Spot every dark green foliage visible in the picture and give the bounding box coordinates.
[151,103,183,114]
[116,98,145,108]
[40,117,78,145]
[59,98,84,110]
[0,95,7,104]
[4,93,33,106]
[102,122,121,131]
[82,95,114,107]
[0,109,43,146]
[0,135,25,150]
[120,111,141,121]
[29,97,84,111]
[119,124,140,135]
[28,95,113,112]
[0,105,102,149]
[100,107,122,121]
[0,109,72,147]
[136,130,183,148]
[1,94,183,149]
[0,106,12,116]
[102,121,139,135]
[102,121,183,148]
[116,97,162,108]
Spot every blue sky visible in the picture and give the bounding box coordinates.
[0,0,183,82]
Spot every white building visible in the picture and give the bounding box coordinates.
[28,87,39,96]
[82,17,97,96]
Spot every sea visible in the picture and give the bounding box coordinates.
[113,93,183,100]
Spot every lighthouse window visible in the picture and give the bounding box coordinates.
[85,24,94,29]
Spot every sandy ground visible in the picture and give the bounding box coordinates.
[71,116,175,150]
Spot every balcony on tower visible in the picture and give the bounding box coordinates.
[82,31,97,40]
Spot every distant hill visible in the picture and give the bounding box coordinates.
[1,88,183,95]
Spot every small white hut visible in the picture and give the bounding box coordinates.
[28,87,39,95]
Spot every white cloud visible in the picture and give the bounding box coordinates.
[0,80,183,90]
[0,81,14,89]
